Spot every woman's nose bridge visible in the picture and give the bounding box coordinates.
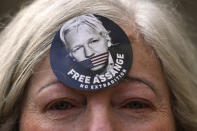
[88,106,113,131]
[86,97,114,131]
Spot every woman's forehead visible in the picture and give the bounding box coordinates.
[30,35,166,98]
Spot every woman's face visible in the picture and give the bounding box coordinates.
[20,25,176,131]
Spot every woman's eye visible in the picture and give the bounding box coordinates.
[123,101,150,109]
[47,101,74,110]
[44,99,82,120]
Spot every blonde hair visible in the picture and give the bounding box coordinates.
[0,0,197,130]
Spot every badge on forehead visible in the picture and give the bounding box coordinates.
[50,14,133,91]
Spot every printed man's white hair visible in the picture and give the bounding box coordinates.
[60,14,111,51]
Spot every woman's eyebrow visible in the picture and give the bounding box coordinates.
[38,76,156,94]
[125,76,156,95]
[38,80,61,93]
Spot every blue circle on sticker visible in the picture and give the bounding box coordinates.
[50,14,132,91]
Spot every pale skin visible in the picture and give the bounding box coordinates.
[20,25,176,131]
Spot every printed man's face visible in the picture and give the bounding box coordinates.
[65,24,109,71]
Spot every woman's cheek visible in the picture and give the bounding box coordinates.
[141,116,176,131]
[20,111,73,131]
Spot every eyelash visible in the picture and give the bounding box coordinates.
[43,99,82,120]
[43,99,154,121]
[45,99,76,111]
[120,99,154,111]
[46,99,152,111]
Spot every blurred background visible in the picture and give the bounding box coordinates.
[0,0,28,24]
[0,0,196,45]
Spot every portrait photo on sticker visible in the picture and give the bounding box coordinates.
[50,14,132,91]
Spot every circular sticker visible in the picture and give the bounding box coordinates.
[50,14,132,91]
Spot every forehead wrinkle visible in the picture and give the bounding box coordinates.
[38,80,60,93]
